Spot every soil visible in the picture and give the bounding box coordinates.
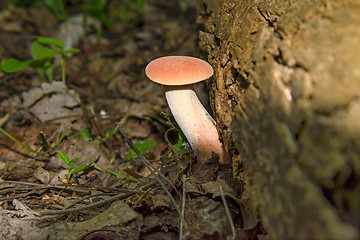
[0,1,263,239]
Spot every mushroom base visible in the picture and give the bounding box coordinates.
[164,85,230,163]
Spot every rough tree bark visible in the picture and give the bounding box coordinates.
[198,0,360,239]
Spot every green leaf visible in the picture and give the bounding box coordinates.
[126,140,157,159]
[52,131,67,147]
[35,36,65,49]
[56,48,80,55]
[173,132,183,150]
[176,147,193,155]
[58,151,71,165]
[28,58,48,68]
[45,0,68,21]
[68,157,80,167]
[1,58,31,73]
[172,130,192,155]
[71,129,93,142]
[105,125,119,139]
[31,41,57,59]
[81,0,111,29]
[69,164,88,175]
[44,61,54,83]
[9,0,33,6]
[161,112,175,128]
[93,163,139,182]
[136,0,144,13]
[35,68,47,82]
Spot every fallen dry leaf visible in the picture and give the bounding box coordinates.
[33,167,50,184]
[24,200,140,240]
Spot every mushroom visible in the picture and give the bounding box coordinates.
[145,56,230,163]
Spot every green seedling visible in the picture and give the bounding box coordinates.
[71,129,93,142]
[136,0,144,13]
[82,0,110,41]
[0,127,49,157]
[104,125,119,139]
[109,0,144,24]
[95,125,119,142]
[45,0,68,20]
[10,0,68,20]
[9,0,41,7]
[1,36,79,83]
[126,140,157,160]
[72,126,119,142]
[82,0,111,28]
[161,112,192,156]
[51,131,67,148]
[59,153,139,184]
[58,151,88,183]
[172,131,192,155]
[93,160,139,182]
[81,0,144,40]
[39,131,67,152]
[68,127,142,181]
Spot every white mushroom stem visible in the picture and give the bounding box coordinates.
[164,85,229,163]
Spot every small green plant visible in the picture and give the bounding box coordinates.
[95,125,119,141]
[81,0,110,41]
[104,125,119,139]
[10,0,68,20]
[58,151,88,183]
[161,112,192,155]
[172,131,192,155]
[82,0,111,28]
[44,0,68,20]
[51,131,67,148]
[1,36,79,83]
[93,160,139,182]
[126,140,157,160]
[71,125,119,142]
[0,127,49,157]
[9,0,40,7]
[136,0,144,13]
[58,152,140,183]
[71,129,93,142]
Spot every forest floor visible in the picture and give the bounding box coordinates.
[0,0,262,239]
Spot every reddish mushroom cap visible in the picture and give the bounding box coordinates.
[145,56,214,85]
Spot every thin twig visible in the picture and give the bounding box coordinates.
[39,181,156,216]
[62,190,140,210]
[179,174,187,239]
[0,182,90,196]
[118,123,181,215]
[0,113,10,128]
[62,192,116,210]
[0,127,49,157]
[39,192,131,216]
[88,107,113,154]
[0,189,44,201]
[119,125,180,196]
[0,180,140,198]
[220,186,236,240]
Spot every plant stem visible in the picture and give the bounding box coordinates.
[36,68,47,82]
[93,163,138,182]
[0,127,49,157]
[60,55,66,84]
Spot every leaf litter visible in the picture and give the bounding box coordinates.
[0,0,262,239]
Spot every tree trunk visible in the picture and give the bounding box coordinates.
[198,0,360,239]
